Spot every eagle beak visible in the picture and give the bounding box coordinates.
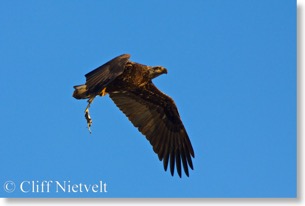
[149,66,168,79]
[156,66,167,74]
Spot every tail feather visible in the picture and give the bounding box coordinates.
[73,84,89,99]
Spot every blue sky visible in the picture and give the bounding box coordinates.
[0,0,296,198]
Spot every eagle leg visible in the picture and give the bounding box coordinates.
[100,87,107,96]
[85,97,95,134]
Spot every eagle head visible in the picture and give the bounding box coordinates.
[148,66,168,79]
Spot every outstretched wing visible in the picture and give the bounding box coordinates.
[109,83,194,177]
[85,54,130,94]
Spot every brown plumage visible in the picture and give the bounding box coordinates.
[73,54,194,177]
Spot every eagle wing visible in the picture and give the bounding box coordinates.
[109,83,194,177]
[85,54,130,94]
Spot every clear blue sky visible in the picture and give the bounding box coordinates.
[0,0,296,198]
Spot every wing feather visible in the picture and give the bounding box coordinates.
[156,124,168,159]
[154,121,167,153]
[170,147,175,176]
[176,148,182,178]
[181,146,189,177]
[162,126,172,172]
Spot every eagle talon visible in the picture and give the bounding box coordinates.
[100,87,107,96]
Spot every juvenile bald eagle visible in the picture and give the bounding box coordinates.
[73,54,194,177]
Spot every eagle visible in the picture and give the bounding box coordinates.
[73,54,194,177]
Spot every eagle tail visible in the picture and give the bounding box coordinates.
[73,84,89,99]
